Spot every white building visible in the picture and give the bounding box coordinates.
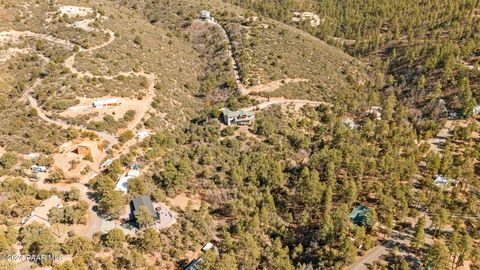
[92,98,122,108]
[221,108,255,126]
[341,118,359,129]
[115,176,132,194]
[100,159,113,169]
[136,130,152,141]
[199,10,214,22]
[127,169,140,178]
[434,175,455,188]
[473,105,480,115]
[115,168,141,194]
[292,11,324,27]
[31,165,47,174]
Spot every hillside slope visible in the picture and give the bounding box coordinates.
[1,0,207,141]
[121,0,371,108]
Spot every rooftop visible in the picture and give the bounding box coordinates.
[132,195,158,219]
[115,176,132,194]
[349,205,370,227]
[221,108,254,118]
[23,196,63,226]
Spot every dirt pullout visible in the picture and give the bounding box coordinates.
[243,78,309,95]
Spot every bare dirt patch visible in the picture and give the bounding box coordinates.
[52,139,105,179]
[166,193,202,211]
[60,96,148,129]
[243,78,309,95]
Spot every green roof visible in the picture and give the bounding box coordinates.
[222,109,254,118]
[349,205,370,227]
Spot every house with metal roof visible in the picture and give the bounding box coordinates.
[220,108,255,126]
[22,196,63,226]
[434,175,455,188]
[92,98,122,108]
[185,256,204,270]
[349,205,371,227]
[130,196,159,222]
[199,10,213,22]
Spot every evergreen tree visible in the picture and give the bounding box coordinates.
[411,217,426,250]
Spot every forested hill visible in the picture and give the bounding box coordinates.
[232,0,480,127]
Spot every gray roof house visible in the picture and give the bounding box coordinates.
[221,108,255,126]
[130,196,159,221]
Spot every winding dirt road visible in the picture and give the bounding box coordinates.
[210,20,332,111]
[1,9,157,270]
[211,20,246,94]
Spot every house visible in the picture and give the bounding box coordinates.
[221,108,255,126]
[185,257,204,270]
[341,118,359,129]
[92,98,122,108]
[22,196,63,226]
[127,169,140,178]
[434,175,454,188]
[100,159,113,169]
[115,176,132,194]
[31,165,47,174]
[202,242,214,251]
[130,196,159,221]
[349,205,371,227]
[115,166,141,194]
[199,10,214,22]
[75,145,91,156]
[473,105,480,115]
[131,164,140,171]
[136,130,152,141]
[292,11,323,27]
[367,106,382,120]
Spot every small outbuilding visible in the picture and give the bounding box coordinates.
[349,205,371,227]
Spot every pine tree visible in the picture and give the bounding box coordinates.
[423,241,449,270]
[411,217,426,250]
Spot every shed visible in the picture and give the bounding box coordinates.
[349,205,371,227]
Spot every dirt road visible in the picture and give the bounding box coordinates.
[211,21,246,93]
[243,97,330,111]
[4,8,158,266]
[427,120,453,153]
